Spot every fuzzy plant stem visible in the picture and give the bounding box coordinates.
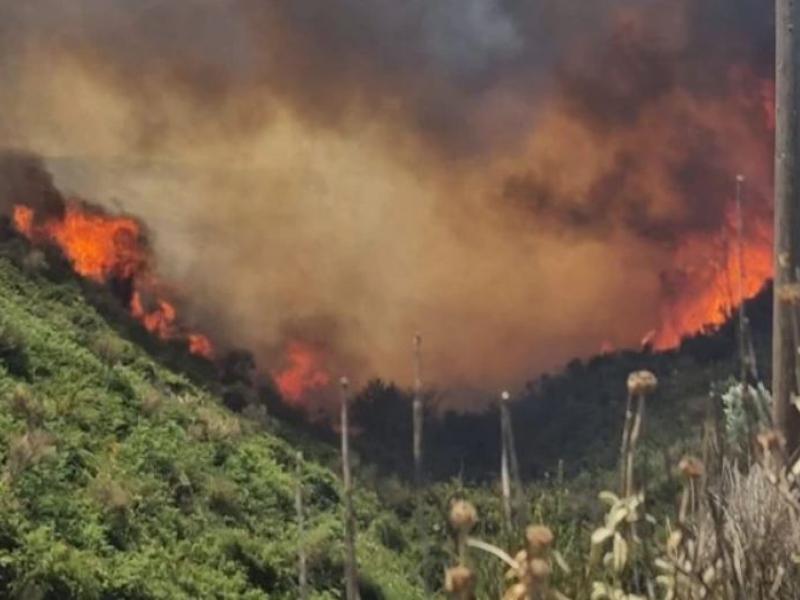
[619,392,635,496]
[340,378,360,600]
[678,479,694,524]
[625,393,646,497]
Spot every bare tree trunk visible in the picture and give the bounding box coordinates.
[411,333,431,593]
[499,391,520,531]
[413,333,424,488]
[295,451,309,600]
[505,400,524,525]
[500,417,512,532]
[774,0,800,453]
[340,377,360,600]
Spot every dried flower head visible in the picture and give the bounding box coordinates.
[445,565,475,596]
[757,429,786,453]
[627,370,658,396]
[503,583,528,600]
[501,390,511,403]
[513,550,529,577]
[526,525,554,557]
[528,558,551,581]
[778,283,800,305]
[449,499,478,534]
[678,456,705,480]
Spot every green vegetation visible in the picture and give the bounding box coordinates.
[0,238,425,599]
[0,222,792,599]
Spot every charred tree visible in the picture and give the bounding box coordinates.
[773,0,800,452]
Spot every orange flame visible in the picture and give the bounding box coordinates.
[13,202,214,359]
[274,341,331,403]
[652,208,772,349]
[188,333,214,359]
[15,204,144,281]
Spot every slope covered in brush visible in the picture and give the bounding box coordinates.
[350,285,773,483]
[0,230,424,599]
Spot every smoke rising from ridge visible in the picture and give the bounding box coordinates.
[0,0,775,405]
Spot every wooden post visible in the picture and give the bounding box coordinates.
[340,377,360,600]
[412,333,424,488]
[774,0,800,453]
[499,390,523,530]
[499,390,513,531]
[295,451,309,600]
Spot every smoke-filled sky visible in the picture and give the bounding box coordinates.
[0,0,776,403]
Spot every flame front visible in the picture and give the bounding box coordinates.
[652,214,773,349]
[13,202,214,359]
[274,341,331,403]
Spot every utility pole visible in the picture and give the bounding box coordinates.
[773,0,800,452]
[499,391,513,531]
[412,333,424,488]
[499,390,522,531]
[339,377,360,600]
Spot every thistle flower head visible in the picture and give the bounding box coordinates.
[778,283,800,305]
[445,565,475,595]
[528,558,551,581]
[513,549,529,576]
[627,370,658,397]
[449,499,478,534]
[678,456,704,480]
[757,429,786,453]
[503,583,527,600]
[526,525,554,557]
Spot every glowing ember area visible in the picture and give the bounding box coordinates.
[130,292,178,338]
[274,341,331,403]
[188,334,214,359]
[12,205,34,236]
[13,202,214,359]
[652,211,773,349]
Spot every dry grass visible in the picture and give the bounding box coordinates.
[442,370,800,599]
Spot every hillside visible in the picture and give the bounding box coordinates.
[350,285,773,483]
[0,227,424,599]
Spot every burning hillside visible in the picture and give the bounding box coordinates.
[0,0,778,405]
[12,199,214,360]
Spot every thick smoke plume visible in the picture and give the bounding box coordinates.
[0,0,775,406]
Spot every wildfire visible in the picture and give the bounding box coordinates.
[274,341,331,403]
[652,208,773,349]
[14,204,144,281]
[13,201,214,359]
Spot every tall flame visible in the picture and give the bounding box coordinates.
[652,209,772,349]
[13,202,214,359]
[274,341,331,403]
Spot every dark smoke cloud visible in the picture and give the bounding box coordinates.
[0,151,65,223]
[0,0,778,403]
[503,0,773,246]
